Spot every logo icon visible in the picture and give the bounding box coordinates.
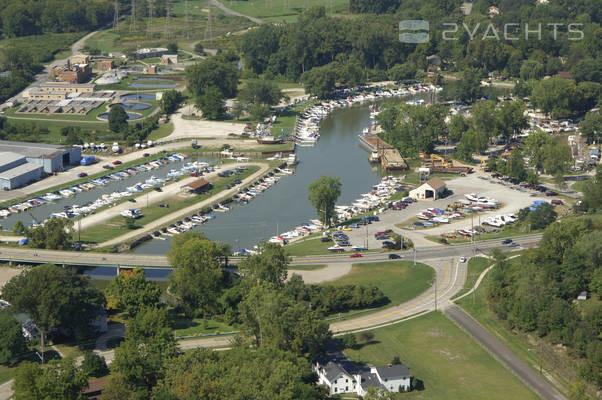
[399,20,430,43]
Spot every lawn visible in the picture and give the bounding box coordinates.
[79,166,261,244]
[147,121,174,141]
[451,257,492,300]
[456,257,575,396]
[285,236,337,256]
[0,365,15,385]
[344,312,539,400]
[288,264,326,271]
[221,0,350,20]
[571,177,592,193]
[172,315,237,337]
[327,261,434,307]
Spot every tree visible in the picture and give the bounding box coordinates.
[160,90,182,114]
[302,64,337,99]
[186,58,238,100]
[238,80,282,106]
[531,77,576,118]
[13,359,88,400]
[2,265,105,364]
[363,386,396,399]
[519,60,545,81]
[168,234,225,317]
[542,142,573,176]
[522,203,557,230]
[523,130,552,172]
[340,334,357,349]
[166,42,178,53]
[81,351,109,378]
[193,42,204,55]
[239,285,330,357]
[0,311,27,365]
[106,268,162,317]
[238,242,289,288]
[26,217,73,250]
[471,100,500,140]
[579,166,602,212]
[388,63,416,82]
[12,220,25,235]
[307,176,342,227]
[111,308,176,393]
[108,104,128,133]
[448,114,469,143]
[579,111,601,144]
[196,87,226,120]
[456,68,483,103]
[498,100,527,139]
[155,346,325,399]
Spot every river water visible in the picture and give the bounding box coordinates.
[134,102,391,254]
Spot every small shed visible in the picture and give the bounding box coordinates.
[409,177,447,200]
[577,291,588,301]
[181,178,212,194]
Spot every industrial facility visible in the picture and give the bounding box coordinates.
[0,141,81,189]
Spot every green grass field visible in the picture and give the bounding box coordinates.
[221,0,350,20]
[288,264,326,271]
[456,257,575,396]
[327,261,434,307]
[344,312,539,400]
[0,365,15,385]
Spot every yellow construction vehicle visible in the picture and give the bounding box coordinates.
[481,158,490,172]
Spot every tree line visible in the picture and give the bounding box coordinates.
[0,0,114,38]
[486,218,601,389]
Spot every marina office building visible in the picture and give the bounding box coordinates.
[0,141,82,189]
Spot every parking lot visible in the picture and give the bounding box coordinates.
[339,173,551,250]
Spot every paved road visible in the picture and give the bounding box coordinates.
[0,233,542,269]
[445,305,566,400]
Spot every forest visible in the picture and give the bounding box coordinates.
[486,218,601,387]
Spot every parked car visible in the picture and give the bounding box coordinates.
[545,190,558,196]
[350,253,362,258]
[320,237,332,242]
[508,242,519,247]
[112,160,122,165]
[154,187,162,192]
[388,254,401,259]
[128,198,136,203]
[78,172,88,178]
[502,238,513,244]
[102,164,114,170]
[159,203,169,208]
[551,199,563,205]
[143,153,150,157]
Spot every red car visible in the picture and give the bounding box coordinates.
[78,172,88,178]
[143,153,150,157]
[349,253,362,258]
[374,231,388,237]
[112,160,122,165]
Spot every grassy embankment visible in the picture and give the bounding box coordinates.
[79,165,261,244]
[456,255,585,396]
[451,256,492,300]
[344,311,540,400]
[222,0,350,22]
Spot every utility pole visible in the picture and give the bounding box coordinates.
[113,0,119,30]
[413,247,416,266]
[434,268,438,311]
[130,0,136,32]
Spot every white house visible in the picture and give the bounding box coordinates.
[372,364,412,393]
[314,354,411,396]
[315,361,357,395]
[409,177,447,200]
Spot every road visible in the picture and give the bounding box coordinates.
[0,233,542,269]
[208,0,263,25]
[445,305,566,400]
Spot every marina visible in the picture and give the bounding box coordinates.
[133,92,430,254]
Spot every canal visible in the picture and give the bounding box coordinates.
[134,101,391,254]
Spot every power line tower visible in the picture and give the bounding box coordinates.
[130,0,136,32]
[147,0,153,29]
[165,0,171,39]
[204,8,213,42]
[113,0,119,29]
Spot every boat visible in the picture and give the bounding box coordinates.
[256,136,283,144]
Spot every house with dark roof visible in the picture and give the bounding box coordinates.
[314,352,411,396]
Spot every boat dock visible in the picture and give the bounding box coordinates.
[380,148,407,170]
[358,133,393,152]
[358,134,407,170]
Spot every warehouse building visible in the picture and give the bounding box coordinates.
[409,177,447,200]
[0,152,44,190]
[0,141,81,173]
